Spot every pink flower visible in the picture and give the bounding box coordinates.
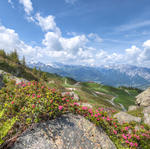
[125,126,129,131]
[97,113,101,116]
[102,117,105,119]
[22,84,26,87]
[122,134,127,140]
[32,104,35,108]
[107,117,110,121]
[134,134,140,140]
[37,95,41,98]
[113,130,117,135]
[59,106,63,110]
[32,94,35,98]
[129,142,134,147]
[88,109,93,114]
[100,108,103,111]
[62,97,66,101]
[134,143,138,147]
[125,140,129,144]
[52,89,56,92]
[74,102,79,106]
[128,134,132,139]
[82,106,88,110]
[66,99,69,102]
[95,114,98,117]
[11,101,14,104]
[141,125,144,129]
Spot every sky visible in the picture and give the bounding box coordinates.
[0,0,150,67]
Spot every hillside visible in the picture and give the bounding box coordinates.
[0,50,142,110]
[0,50,150,149]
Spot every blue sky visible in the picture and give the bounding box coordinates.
[0,0,150,67]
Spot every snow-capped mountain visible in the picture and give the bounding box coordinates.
[28,62,150,89]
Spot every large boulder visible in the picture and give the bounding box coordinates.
[128,105,139,111]
[48,80,55,84]
[61,92,80,101]
[77,102,93,108]
[14,77,28,84]
[0,70,28,85]
[136,88,150,107]
[11,114,116,149]
[114,112,141,124]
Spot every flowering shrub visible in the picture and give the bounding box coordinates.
[0,81,150,148]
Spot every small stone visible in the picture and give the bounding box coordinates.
[144,113,150,126]
[143,106,150,114]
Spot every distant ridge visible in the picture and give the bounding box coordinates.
[28,62,150,89]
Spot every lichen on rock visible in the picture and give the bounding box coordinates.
[11,114,116,149]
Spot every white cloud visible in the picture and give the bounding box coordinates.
[60,35,88,53]
[125,45,141,64]
[139,40,150,62]
[8,0,14,8]
[143,40,150,48]
[26,16,35,22]
[42,32,62,51]
[0,25,35,59]
[88,33,103,43]
[35,13,59,32]
[125,45,141,55]
[65,0,77,4]
[42,31,88,54]
[118,20,150,32]
[19,0,33,15]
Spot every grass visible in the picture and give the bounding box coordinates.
[77,82,140,110]
[128,107,144,117]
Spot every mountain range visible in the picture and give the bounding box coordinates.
[28,61,150,89]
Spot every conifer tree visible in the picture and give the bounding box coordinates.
[9,49,20,63]
[33,67,37,74]
[41,72,47,81]
[22,56,26,67]
[0,49,6,58]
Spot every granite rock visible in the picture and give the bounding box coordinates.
[114,112,141,124]
[11,114,116,149]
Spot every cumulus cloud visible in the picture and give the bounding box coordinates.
[19,0,33,15]
[0,25,36,59]
[42,31,88,54]
[42,32,62,51]
[139,40,150,61]
[35,13,60,32]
